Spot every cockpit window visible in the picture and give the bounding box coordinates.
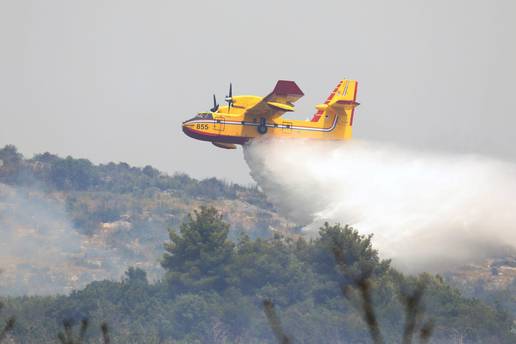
[186,112,213,122]
[196,112,213,119]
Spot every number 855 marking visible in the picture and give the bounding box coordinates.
[196,124,209,130]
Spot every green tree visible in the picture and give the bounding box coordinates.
[49,157,99,190]
[310,223,390,284]
[161,206,234,293]
[228,234,315,305]
[0,145,23,183]
[123,267,148,285]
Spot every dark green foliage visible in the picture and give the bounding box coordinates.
[124,267,148,285]
[65,192,130,234]
[0,212,503,343]
[0,145,22,166]
[1,145,285,302]
[49,157,99,190]
[162,206,234,292]
[0,144,270,207]
[1,147,514,342]
[196,177,235,199]
[317,223,389,282]
[0,145,24,184]
[458,274,516,320]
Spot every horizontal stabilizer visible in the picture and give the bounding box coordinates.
[334,99,360,108]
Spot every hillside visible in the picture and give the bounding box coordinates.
[1,211,515,343]
[0,144,515,343]
[0,145,293,295]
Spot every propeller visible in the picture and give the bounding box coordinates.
[224,83,233,113]
[210,94,219,112]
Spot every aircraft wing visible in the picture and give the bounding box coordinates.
[245,80,304,119]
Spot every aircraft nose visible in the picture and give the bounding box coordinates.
[182,124,193,137]
[182,118,195,130]
[182,121,197,139]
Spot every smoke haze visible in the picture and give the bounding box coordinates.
[244,139,516,273]
[0,183,147,295]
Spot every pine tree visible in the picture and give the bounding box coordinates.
[161,206,234,292]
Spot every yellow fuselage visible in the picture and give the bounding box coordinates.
[182,80,358,148]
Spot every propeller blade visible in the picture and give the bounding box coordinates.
[226,82,233,113]
[210,94,219,112]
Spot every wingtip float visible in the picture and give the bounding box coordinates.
[182,79,359,149]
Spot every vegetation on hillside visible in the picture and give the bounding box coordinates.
[0,144,269,207]
[0,145,289,295]
[1,144,514,342]
[1,207,514,343]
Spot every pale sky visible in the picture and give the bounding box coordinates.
[1,0,515,184]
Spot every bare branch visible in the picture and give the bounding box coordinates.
[401,284,426,344]
[78,318,89,342]
[101,322,111,344]
[355,278,384,344]
[332,239,383,344]
[263,299,291,344]
[419,320,435,344]
[0,317,15,343]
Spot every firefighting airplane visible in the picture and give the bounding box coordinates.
[182,79,359,149]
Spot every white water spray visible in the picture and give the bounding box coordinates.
[244,139,516,273]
